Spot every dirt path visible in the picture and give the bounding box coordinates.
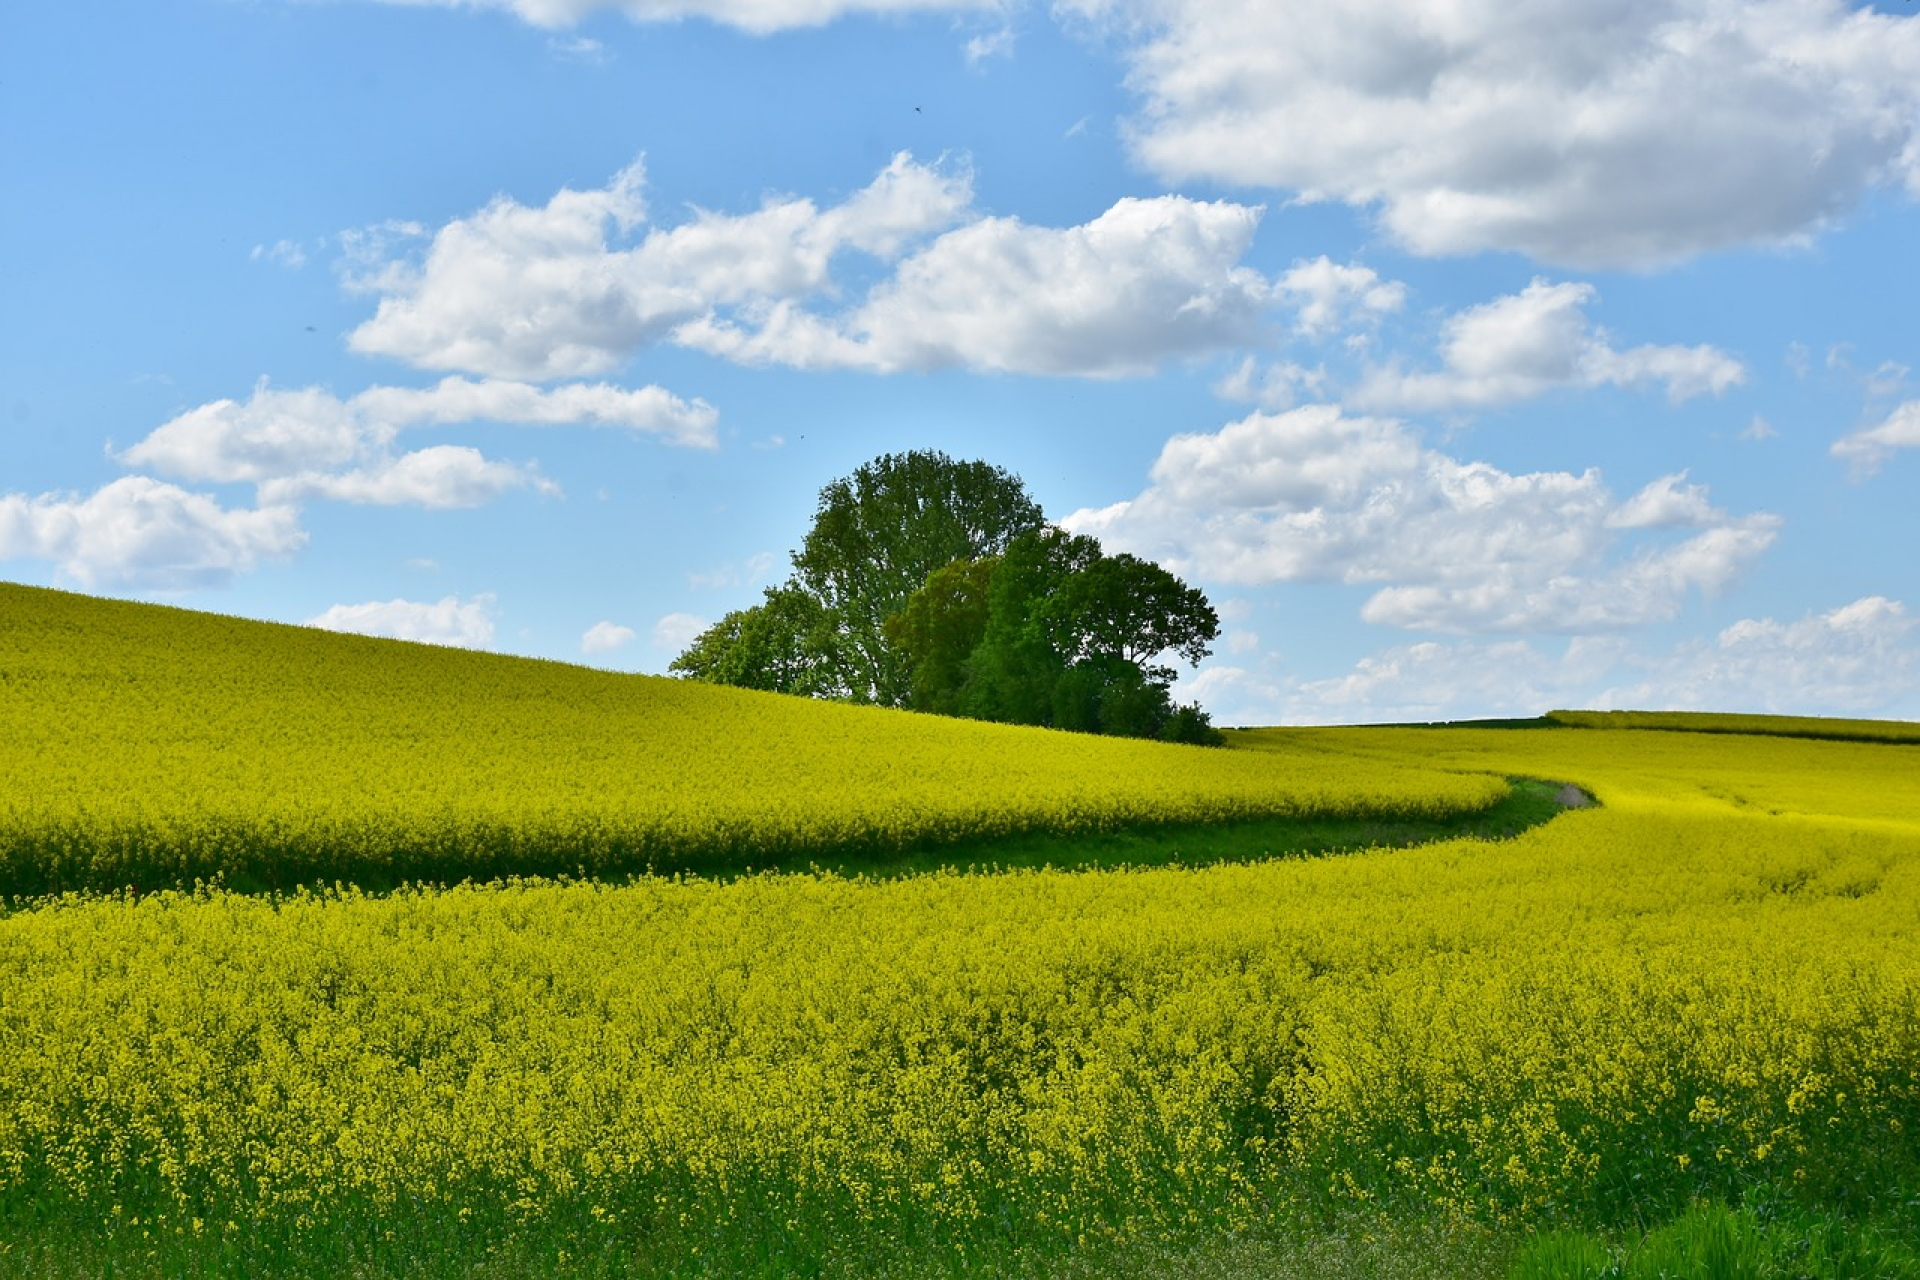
[1554,783,1597,808]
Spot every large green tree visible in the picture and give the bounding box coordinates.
[670,451,1222,742]
[791,451,1045,705]
[671,451,1043,707]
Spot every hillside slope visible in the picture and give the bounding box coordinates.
[0,584,1503,893]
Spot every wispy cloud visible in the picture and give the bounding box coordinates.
[250,239,307,269]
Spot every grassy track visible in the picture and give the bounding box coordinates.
[732,775,1576,879]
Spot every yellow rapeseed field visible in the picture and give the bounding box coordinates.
[0,746,1913,1246]
[0,583,1499,893]
[1545,707,1920,743]
[2,584,1917,1263]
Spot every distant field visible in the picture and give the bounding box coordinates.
[1545,706,1920,743]
[0,583,1501,895]
[3,585,1918,1277]
[1232,719,1920,829]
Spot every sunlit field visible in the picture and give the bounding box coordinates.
[3,584,1918,1277]
[0,584,1499,897]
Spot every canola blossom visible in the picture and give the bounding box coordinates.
[0,584,1500,894]
[0,747,1916,1247]
[2,584,1918,1258]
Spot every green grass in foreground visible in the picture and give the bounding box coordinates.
[1510,1198,1920,1279]
[7,1193,1917,1279]
[0,1194,1525,1279]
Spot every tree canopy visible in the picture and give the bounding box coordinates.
[791,451,1045,705]
[671,450,1222,743]
[880,554,997,718]
[666,584,838,698]
[902,528,1222,742]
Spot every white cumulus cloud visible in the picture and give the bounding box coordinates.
[348,153,974,380]
[116,375,715,510]
[306,593,498,648]
[122,382,366,485]
[1832,400,1920,476]
[347,155,1273,381]
[0,477,306,591]
[349,377,718,445]
[582,620,638,654]
[1064,405,1780,634]
[1605,471,1720,530]
[1353,280,1745,412]
[1276,257,1406,340]
[1677,596,1920,714]
[678,195,1272,376]
[259,446,553,509]
[1081,0,1920,268]
[652,611,710,653]
[1212,357,1327,411]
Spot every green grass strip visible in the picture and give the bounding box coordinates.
[748,776,1581,881]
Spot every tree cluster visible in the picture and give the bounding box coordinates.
[670,451,1223,744]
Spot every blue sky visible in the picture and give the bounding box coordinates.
[4,0,1918,724]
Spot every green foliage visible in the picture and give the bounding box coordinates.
[954,627,1060,728]
[1159,703,1226,747]
[896,526,1223,741]
[953,526,1086,727]
[667,584,839,697]
[1062,656,1162,738]
[882,556,997,716]
[791,449,1046,705]
[1508,1200,1920,1279]
[1039,549,1219,682]
[672,453,1223,739]
[1507,1229,1616,1279]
